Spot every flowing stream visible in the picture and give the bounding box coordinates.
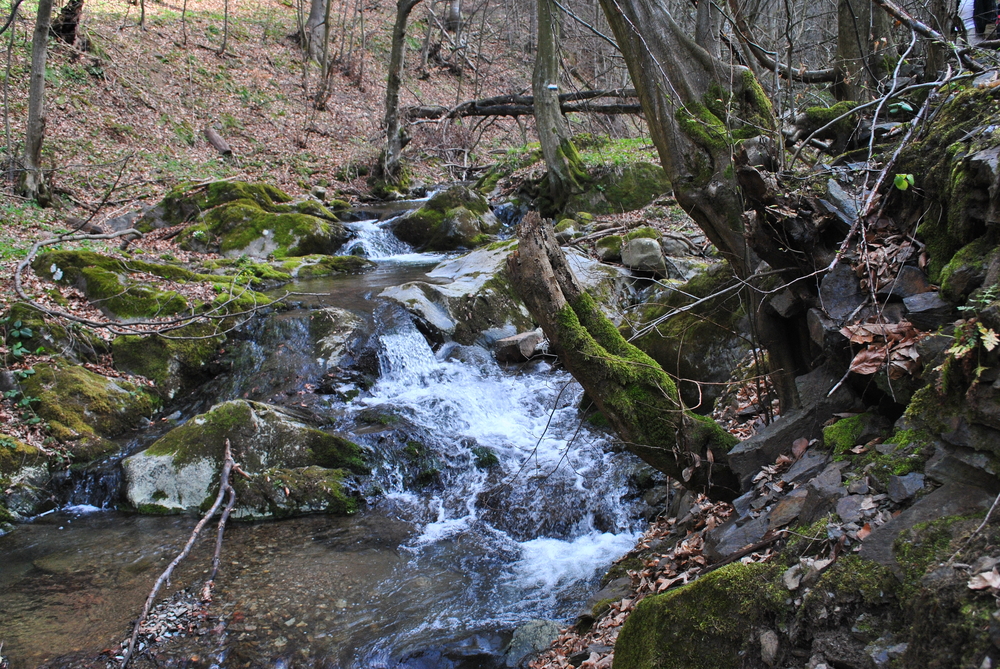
[0,210,648,668]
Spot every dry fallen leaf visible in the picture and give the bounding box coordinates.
[968,568,1000,590]
[792,437,809,459]
[857,523,872,540]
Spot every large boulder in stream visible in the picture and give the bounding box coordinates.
[390,185,501,251]
[138,181,351,259]
[122,400,369,519]
[380,240,628,345]
[0,433,48,525]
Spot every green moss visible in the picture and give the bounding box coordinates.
[135,503,175,515]
[596,235,622,253]
[624,226,660,241]
[357,407,400,426]
[471,445,499,469]
[613,563,786,669]
[940,237,994,301]
[0,433,41,476]
[555,219,576,233]
[894,516,975,594]
[804,101,859,134]
[824,413,871,457]
[591,597,618,617]
[308,433,369,474]
[293,255,375,278]
[806,556,896,610]
[785,514,835,560]
[111,323,223,393]
[21,363,159,460]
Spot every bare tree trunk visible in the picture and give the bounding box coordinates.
[925,0,952,75]
[381,0,423,185]
[446,0,461,31]
[18,0,52,207]
[532,0,586,213]
[304,0,326,60]
[507,212,741,500]
[834,0,895,100]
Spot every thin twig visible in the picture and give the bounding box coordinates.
[120,441,236,668]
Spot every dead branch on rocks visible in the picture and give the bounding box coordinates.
[120,440,238,668]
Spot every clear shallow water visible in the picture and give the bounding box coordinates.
[0,239,644,668]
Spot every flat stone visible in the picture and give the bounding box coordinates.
[836,494,865,523]
[731,491,755,520]
[807,308,844,351]
[505,619,562,668]
[848,477,870,495]
[768,488,809,528]
[887,473,925,503]
[925,443,1000,494]
[799,464,849,524]
[902,292,954,331]
[859,482,994,575]
[768,289,802,318]
[826,179,860,221]
[876,265,932,299]
[494,329,545,363]
[705,515,769,560]
[621,238,667,274]
[783,450,830,484]
[820,262,866,321]
[761,629,780,666]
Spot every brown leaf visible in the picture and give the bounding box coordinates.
[968,569,1000,590]
[792,437,809,458]
[857,523,872,540]
[849,346,887,375]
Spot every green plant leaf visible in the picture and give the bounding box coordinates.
[894,173,915,191]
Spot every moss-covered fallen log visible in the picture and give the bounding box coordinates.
[507,212,739,500]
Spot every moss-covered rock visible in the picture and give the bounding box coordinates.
[137,180,294,230]
[939,236,999,303]
[281,254,375,278]
[111,323,224,400]
[2,301,110,363]
[20,363,160,462]
[122,399,368,519]
[595,234,623,262]
[0,433,48,521]
[628,262,748,411]
[614,562,786,669]
[390,185,501,251]
[180,198,350,259]
[894,85,1000,282]
[565,162,672,215]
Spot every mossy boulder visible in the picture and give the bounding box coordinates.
[179,199,350,259]
[3,301,109,363]
[111,323,224,400]
[613,562,786,669]
[137,181,294,230]
[939,236,1000,303]
[310,307,364,369]
[381,242,625,345]
[0,433,49,522]
[390,185,500,252]
[564,162,671,215]
[628,262,748,411]
[894,85,1000,282]
[34,250,192,321]
[122,400,368,519]
[595,234,623,262]
[20,363,160,462]
[280,254,375,278]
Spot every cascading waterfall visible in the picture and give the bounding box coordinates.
[340,217,416,259]
[346,312,643,664]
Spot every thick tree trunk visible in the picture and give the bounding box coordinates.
[595,0,802,410]
[304,0,326,60]
[508,212,741,500]
[18,0,53,207]
[532,0,586,212]
[381,0,423,184]
[834,0,896,100]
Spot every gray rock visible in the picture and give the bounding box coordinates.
[705,515,769,560]
[848,477,870,495]
[888,472,925,502]
[925,443,1000,493]
[760,629,780,666]
[505,619,561,668]
[836,494,865,523]
[826,179,860,221]
[807,307,843,351]
[622,238,667,274]
[660,235,694,257]
[578,576,631,625]
[860,482,994,575]
[768,488,809,528]
[820,262,866,320]
[728,365,862,488]
[311,185,327,201]
[799,464,849,524]
[783,450,830,484]
[903,292,954,330]
[731,491,755,520]
[0,370,16,393]
[768,289,802,318]
[495,330,545,363]
[876,265,932,299]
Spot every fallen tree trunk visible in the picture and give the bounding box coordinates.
[405,88,638,120]
[507,212,741,500]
